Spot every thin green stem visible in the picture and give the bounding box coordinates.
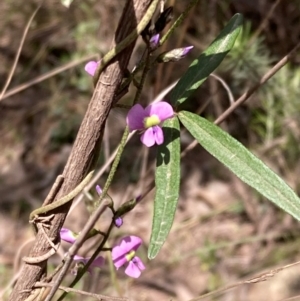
[103,127,130,194]
[133,49,151,105]
[160,0,200,45]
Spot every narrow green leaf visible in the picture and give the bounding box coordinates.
[178,111,300,221]
[170,13,243,107]
[148,117,181,259]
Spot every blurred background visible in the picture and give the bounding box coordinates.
[0,0,300,300]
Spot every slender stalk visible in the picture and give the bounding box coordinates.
[160,0,200,45]
[133,49,151,104]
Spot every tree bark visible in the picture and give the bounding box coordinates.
[9,1,153,300]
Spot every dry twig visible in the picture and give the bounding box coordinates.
[0,1,43,101]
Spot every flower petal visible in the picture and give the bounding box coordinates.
[125,261,142,278]
[84,61,99,76]
[73,255,85,262]
[149,33,160,49]
[112,246,128,269]
[112,236,143,269]
[140,128,155,147]
[132,256,145,271]
[113,250,128,270]
[127,236,143,251]
[95,185,102,195]
[145,102,174,122]
[182,45,194,56]
[113,236,142,256]
[90,256,105,268]
[153,125,164,145]
[126,104,146,131]
[60,228,77,244]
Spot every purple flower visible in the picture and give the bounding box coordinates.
[112,235,145,278]
[73,255,105,274]
[96,184,102,196]
[84,60,100,76]
[126,101,174,147]
[60,228,77,244]
[149,34,160,49]
[114,217,123,228]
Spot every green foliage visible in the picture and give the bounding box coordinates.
[178,111,300,222]
[256,64,300,165]
[69,19,100,91]
[148,118,181,259]
[72,19,100,55]
[149,14,243,259]
[49,116,81,150]
[170,13,243,107]
[220,21,274,90]
[220,20,300,178]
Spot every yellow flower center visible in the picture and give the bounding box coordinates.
[143,115,160,129]
[126,250,136,262]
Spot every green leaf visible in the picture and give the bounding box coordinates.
[148,117,181,259]
[170,13,243,107]
[178,111,300,221]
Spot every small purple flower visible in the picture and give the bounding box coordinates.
[84,60,100,76]
[73,255,105,274]
[112,235,145,278]
[96,184,102,196]
[114,217,123,228]
[149,34,160,50]
[126,101,174,147]
[60,228,78,244]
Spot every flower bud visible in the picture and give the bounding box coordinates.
[157,46,193,63]
[114,217,123,228]
[96,185,102,196]
[149,34,160,50]
[115,198,137,217]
